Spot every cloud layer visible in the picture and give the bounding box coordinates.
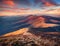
[0,0,60,16]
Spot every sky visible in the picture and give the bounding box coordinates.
[0,0,60,16]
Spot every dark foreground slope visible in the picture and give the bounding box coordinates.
[0,32,60,46]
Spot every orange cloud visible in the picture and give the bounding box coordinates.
[42,0,55,6]
[44,2,54,6]
[20,8,30,10]
[3,0,15,7]
[3,10,14,12]
[0,7,60,16]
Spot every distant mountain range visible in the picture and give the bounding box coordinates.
[0,15,60,36]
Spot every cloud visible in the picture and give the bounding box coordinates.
[42,0,55,6]
[0,6,60,16]
[44,2,55,6]
[3,0,15,7]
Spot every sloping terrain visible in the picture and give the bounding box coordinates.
[0,15,60,46]
[0,32,60,46]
